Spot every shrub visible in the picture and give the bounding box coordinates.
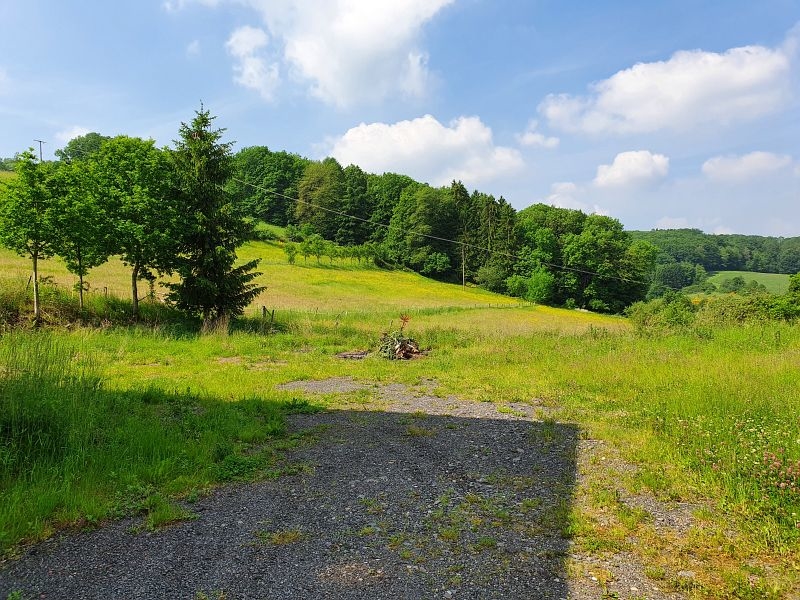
[694,293,773,327]
[526,267,555,304]
[475,263,507,293]
[505,275,528,298]
[626,291,697,333]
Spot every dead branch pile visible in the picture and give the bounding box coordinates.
[379,331,422,360]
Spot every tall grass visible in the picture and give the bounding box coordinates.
[0,332,291,556]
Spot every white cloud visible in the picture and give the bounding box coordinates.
[540,34,793,135]
[594,150,669,188]
[327,114,524,187]
[516,120,559,148]
[173,0,453,106]
[543,182,607,215]
[655,216,690,229]
[702,151,794,182]
[0,67,7,94]
[225,26,280,100]
[163,0,219,13]
[186,40,201,57]
[55,126,92,144]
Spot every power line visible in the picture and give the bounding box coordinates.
[231,176,647,286]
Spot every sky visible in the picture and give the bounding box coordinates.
[1,1,799,236]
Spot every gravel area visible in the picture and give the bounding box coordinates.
[0,378,683,599]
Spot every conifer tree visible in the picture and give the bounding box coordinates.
[167,107,263,330]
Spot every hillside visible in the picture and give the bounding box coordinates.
[0,239,627,336]
[631,228,800,274]
[708,270,791,294]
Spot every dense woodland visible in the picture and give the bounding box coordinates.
[630,229,800,275]
[2,122,799,316]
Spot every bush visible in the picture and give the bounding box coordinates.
[626,292,697,333]
[695,292,774,327]
[475,263,507,293]
[526,267,555,304]
[505,275,528,298]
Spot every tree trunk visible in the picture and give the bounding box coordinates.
[78,272,85,313]
[77,245,85,313]
[131,262,140,319]
[32,249,40,328]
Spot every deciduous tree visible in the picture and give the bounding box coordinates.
[93,136,176,318]
[0,150,56,325]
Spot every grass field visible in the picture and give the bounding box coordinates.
[708,270,791,294]
[1,239,799,597]
[0,241,520,313]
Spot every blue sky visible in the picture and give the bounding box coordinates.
[1,1,798,235]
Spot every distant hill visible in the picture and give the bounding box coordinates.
[707,271,791,295]
[629,228,800,274]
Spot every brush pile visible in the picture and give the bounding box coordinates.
[378,314,423,360]
[379,331,421,360]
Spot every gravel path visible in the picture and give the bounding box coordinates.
[0,378,684,599]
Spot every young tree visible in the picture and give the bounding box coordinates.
[48,160,110,311]
[167,107,263,330]
[0,150,55,325]
[93,136,176,318]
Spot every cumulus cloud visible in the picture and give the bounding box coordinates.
[594,150,669,187]
[186,40,201,57]
[655,216,690,229]
[55,126,92,144]
[163,0,219,13]
[702,151,794,182]
[327,114,524,187]
[539,33,794,134]
[225,26,280,100]
[542,182,606,215]
[516,120,559,148]
[171,0,453,106]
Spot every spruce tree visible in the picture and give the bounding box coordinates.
[167,107,263,330]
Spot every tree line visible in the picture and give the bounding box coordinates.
[0,108,262,329]
[629,228,800,275]
[229,148,657,313]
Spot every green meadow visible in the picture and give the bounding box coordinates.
[708,270,791,294]
[1,240,799,597]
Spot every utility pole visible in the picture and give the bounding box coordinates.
[33,139,46,162]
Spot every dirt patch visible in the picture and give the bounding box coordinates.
[215,356,243,365]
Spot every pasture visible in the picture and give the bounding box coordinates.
[708,270,791,294]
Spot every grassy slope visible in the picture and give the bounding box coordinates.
[708,270,790,294]
[0,240,522,312]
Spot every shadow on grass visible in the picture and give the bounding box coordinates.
[1,407,578,600]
